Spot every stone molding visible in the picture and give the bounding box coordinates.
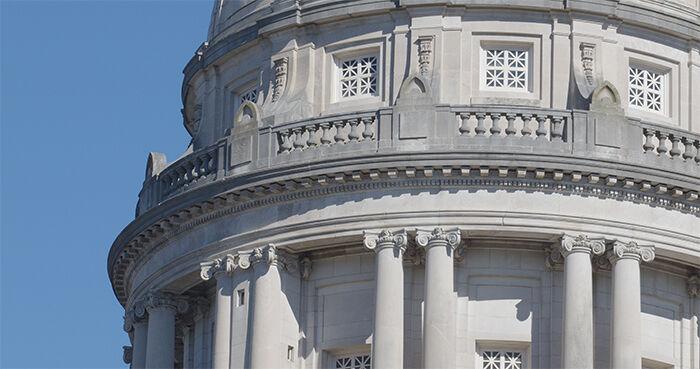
[111,165,696,304]
[560,234,606,257]
[363,229,408,253]
[608,240,656,263]
[415,227,461,250]
[688,274,700,297]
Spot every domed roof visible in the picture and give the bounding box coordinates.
[208,0,273,41]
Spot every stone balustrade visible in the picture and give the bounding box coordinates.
[641,121,700,164]
[454,108,569,142]
[134,106,700,215]
[275,112,377,154]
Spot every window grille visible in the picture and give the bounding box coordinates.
[628,66,664,113]
[339,56,378,98]
[482,48,528,91]
[239,89,258,105]
[335,354,371,369]
[480,350,524,369]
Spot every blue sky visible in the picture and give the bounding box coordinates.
[1,1,212,367]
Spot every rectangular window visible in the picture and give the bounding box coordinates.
[335,354,371,369]
[628,65,665,113]
[481,47,529,91]
[239,88,258,105]
[236,289,245,306]
[339,56,378,99]
[479,350,525,369]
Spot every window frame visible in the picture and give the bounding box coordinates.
[479,45,531,93]
[334,53,380,102]
[627,62,668,116]
[475,341,530,369]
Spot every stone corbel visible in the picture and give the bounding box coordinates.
[272,57,289,102]
[417,36,434,78]
[573,41,600,98]
[122,346,133,365]
[300,256,312,280]
[688,274,700,298]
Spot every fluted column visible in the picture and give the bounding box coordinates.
[364,230,408,369]
[416,227,461,369]
[124,305,149,369]
[609,240,655,369]
[144,292,187,369]
[201,255,237,369]
[250,244,282,369]
[559,234,606,369]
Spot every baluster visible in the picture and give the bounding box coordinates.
[191,159,201,181]
[551,116,564,141]
[279,130,293,153]
[334,120,348,143]
[521,114,533,138]
[348,118,361,142]
[682,138,694,160]
[361,116,374,140]
[320,123,333,145]
[656,132,669,156]
[306,125,320,148]
[642,128,656,153]
[458,113,471,135]
[535,115,548,139]
[489,113,502,136]
[292,127,305,150]
[474,113,486,136]
[669,135,682,158]
[505,114,517,136]
[208,153,216,173]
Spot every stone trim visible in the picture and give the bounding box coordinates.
[110,165,698,304]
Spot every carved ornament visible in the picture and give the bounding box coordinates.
[609,240,655,263]
[415,227,461,249]
[560,234,606,257]
[363,229,408,253]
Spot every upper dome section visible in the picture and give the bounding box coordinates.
[206,0,700,42]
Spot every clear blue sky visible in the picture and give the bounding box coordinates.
[1,1,212,367]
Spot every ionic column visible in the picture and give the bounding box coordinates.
[416,227,461,369]
[191,298,210,369]
[201,255,237,369]
[687,275,699,369]
[364,230,408,369]
[559,234,606,369]
[144,292,187,369]
[124,304,148,369]
[609,240,655,369]
[250,244,282,369]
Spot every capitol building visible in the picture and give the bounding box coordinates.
[109,0,700,368]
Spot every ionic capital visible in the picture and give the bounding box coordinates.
[144,291,189,314]
[608,240,655,263]
[363,229,408,254]
[123,301,148,332]
[123,346,133,365]
[560,234,606,257]
[688,275,700,298]
[415,227,461,250]
[251,244,279,267]
[200,254,237,281]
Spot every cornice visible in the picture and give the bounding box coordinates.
[109,164,699,305]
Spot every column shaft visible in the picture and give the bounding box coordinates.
[250,246,281,369]
[132,321,148,369]
[213,274,233,369]
[417,228,460,369]
[145,306,177,369]
[193,315,206,369]
[365,230,407,369]
[563,252,594,369]
[611,258,642,369]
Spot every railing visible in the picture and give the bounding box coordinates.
[640,121,700,165]
[452,107,569,142]
[137,106,700,214]
[274,111,377,154]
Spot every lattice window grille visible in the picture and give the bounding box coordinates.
[335,354,371,369]
[483,48,528,91]
[339,56,378,98]
[629,66,664,113]
[239,89,258,105]
[480,350,524,369]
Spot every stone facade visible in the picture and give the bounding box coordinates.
[110,0,700,368]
